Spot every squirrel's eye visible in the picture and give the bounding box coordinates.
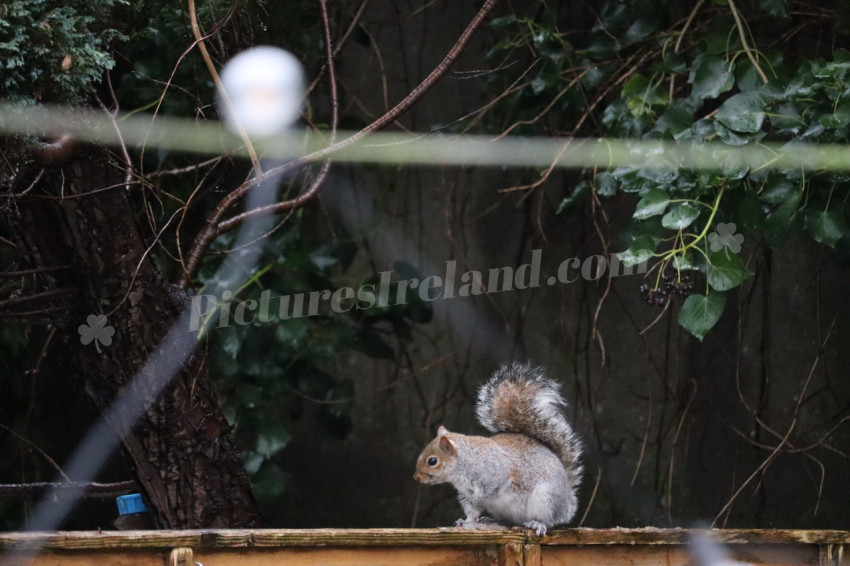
[427,456,439,467]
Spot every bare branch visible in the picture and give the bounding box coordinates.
[176,0,501,289]
[187,0,263,178]
[214,0,341,236]
[0,480,138,501]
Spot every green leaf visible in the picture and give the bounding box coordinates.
[651,99,697,139]
[811,49,850,79]
[595,171,618,197]
[689,54,735,100]
[532,29,565,61]
[759,0,788,18]
[490,14,517,29]
[633,189,670,219]
[678,291,727,341]
[670,250,698,271]
[707,249,752,291]
[622,74,668,117]
[662,203,701,230]
[654,50,687,74]
[256,430,291,459]
[251,462,288,500]
[818,102,850,128]
[804,208,847,247]
[716,91,766,133]
[580,30,620,60]
[625,10,660,41]
[616,235,655,267]
[557,181,591,214]
[759,174,797,204]
[764,188,803,248]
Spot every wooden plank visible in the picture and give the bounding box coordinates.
[0,528,848,566]
[1,528,849,551]
[523,543,542,566]
[818,543,846,566]
[0,550,162,566]
[193,547,500,566]
[543,528,850,547]
[542,544,819,566]
[499,543,523,566]
[0,528,527,551]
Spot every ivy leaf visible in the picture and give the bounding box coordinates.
[764,189,803,248]
[622,74,668,117]
[651,99,697,139]
[594,171,618,197]
[662,203,701,230]
[490,14,517,29]
[616,235,655,267]
[818,102,850,128]
[689,54,734,100]
[804,208,847,247]
[759,174,797,204]
[580,30,620,60]
[707,249,752,291]
[811,49,850,79]
[678,291,726,341]
[654,50,687,74]
[252,462,288,500]
[255,430,291,459]
[532,29,565,61]
[633,189,670,219]
[759,0,788,18]
[716,91,766,133]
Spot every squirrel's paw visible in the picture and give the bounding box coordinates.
[455,518,508,531]
[523,520,548,536]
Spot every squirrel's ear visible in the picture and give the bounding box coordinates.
[438,431,457,455]
[437,425,450,436]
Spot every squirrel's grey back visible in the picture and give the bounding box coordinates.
[475,362,583,488]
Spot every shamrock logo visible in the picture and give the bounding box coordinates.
[78,314,115,354]
[708,222,744,253]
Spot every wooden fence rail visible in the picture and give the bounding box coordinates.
[0,528,847,566]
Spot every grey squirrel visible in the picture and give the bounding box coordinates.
[413,362,582,535]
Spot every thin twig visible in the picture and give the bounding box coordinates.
[0,265,71,278]
[727,0,769,84]
[0,424,71,482]
[98,74,133,192]
[187,0,263,178]
[712,314,838,525]
[578,466,602,527]
[215,0,341,236]
[0,480,138,501]
[0,287,77,310]
[176,0,502,289]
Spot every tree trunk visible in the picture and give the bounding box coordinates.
[4,148,260,528]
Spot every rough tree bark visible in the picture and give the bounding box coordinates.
[4,148,260,528]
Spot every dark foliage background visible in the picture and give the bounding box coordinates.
[1,0,848,530]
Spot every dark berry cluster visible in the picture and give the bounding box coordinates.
[640,274,694,306]
[639,284,668,306]
[662,274,694,297]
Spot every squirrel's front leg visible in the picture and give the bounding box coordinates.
[454,496,487,527]
[454,497,502,529]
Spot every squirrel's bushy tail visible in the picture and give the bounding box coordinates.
[476,362,583,487]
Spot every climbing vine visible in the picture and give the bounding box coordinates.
[485,0,850,339]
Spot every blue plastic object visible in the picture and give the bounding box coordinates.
[116,493,149,516]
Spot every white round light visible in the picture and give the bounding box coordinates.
[219,46,305,138]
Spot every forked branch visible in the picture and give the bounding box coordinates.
[176,0,500,289]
